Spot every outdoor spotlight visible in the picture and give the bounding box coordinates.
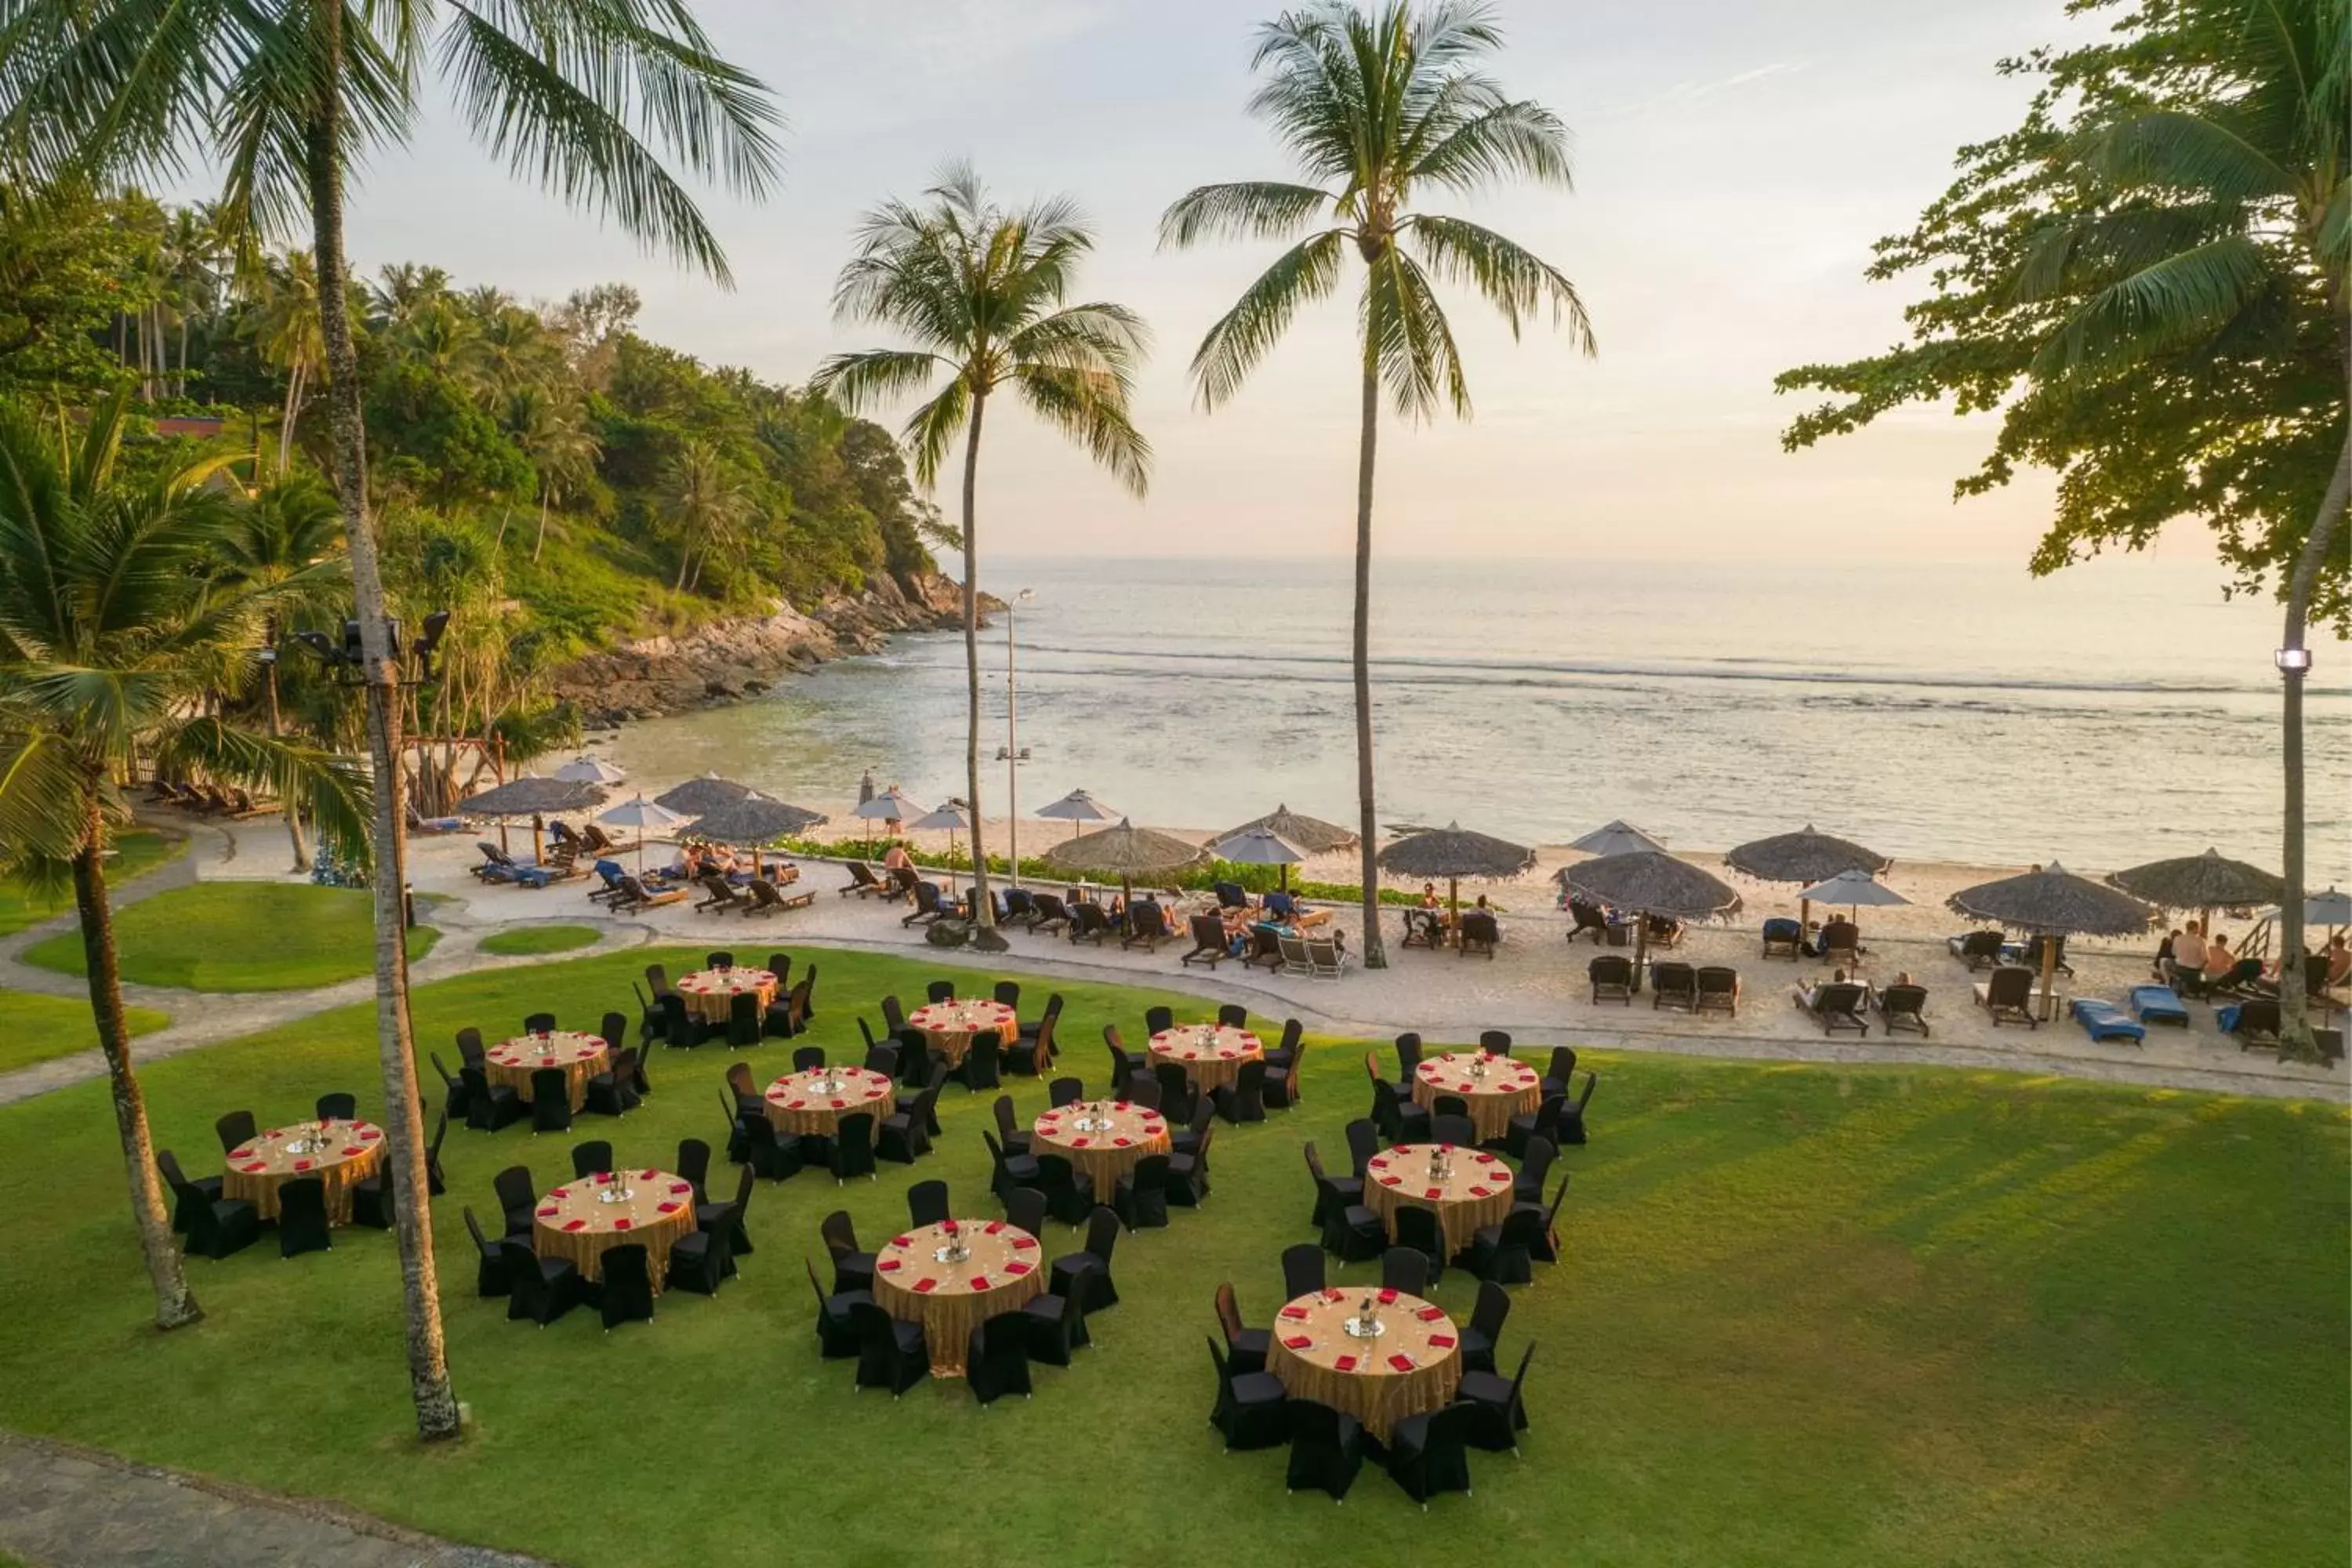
[413,608,452,680]
[254,645,277,666]
[292,629,337,664]
[2275,646,2314,673]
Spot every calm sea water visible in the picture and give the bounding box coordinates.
[608,554,2350,875]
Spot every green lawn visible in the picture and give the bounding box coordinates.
[0,943,2340,1567]
[0,829,181,938]
[477,924,602,958]
[19,884,437,992]
[0,989,169,1076]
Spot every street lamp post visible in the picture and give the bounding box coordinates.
[1001,589,1034,887]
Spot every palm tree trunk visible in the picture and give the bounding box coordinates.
[303,0,460,1443]
[278,363,303,477]
[1352,354,1385,968]
[177,314,189,400]
[72,783,201,1331]
[265,644,311,873]
[961,390,1000,949]
[2274,427,2350,1062]
[532,493,549,561]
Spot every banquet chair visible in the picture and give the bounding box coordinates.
[1122,1076,1162,1111]
[1367,1073,1408,1143]
[1385,1403,1474,1508]
[597,1244,655,1332]
[1154,1062,1199,1125]
[500,1240,582,1326]
[1527,1173,1573,1265]
[1556,1072,1599,1148]
[1287,1402,1367,1501]
[1539,1047,1581,1101]
[314,1091,358,1123]
[898,1062,950,1141]
[597,1011,630,1054]
[1393,1207,1447,1283]
[1395,1032,1425,1076]
[463,1208,508,1296]
[170,1175,261,1261]
[927,979,956,1004]
[984,1131,1040,1202]
[215,1109,256,1156]
[1004,1186,1049,1240]
[1048,1076,1085,1109]
[1006,996,1059,1076]
[429,1053,470,1124]
[583,1049,641,1118]
[570,1140,613,1179]
[702,1164,758,1262]
[1458,1280,1512,1376]
[455,1027,491,1072]
[675,1138,713,1204]
[1205,1335,1287,1451]
[1459,1342,1535,1454]
[792,1045,827,1073]
[1144,1006,1175,1036]
[664,1216,734,1296]
[530,1069,572,1134]
[1022,1262,1094,1365]
[1431,1113,1477,1150]
[906,1179,952,1230]
[1514,1138,1558,1207]
[992,1095,1033,1159]
[1051,1207,1121,1312]
[1217,1003,1250,1030]
[1103,1025,1146,1087]
[895,1028,937,1090]
[631,982,662,1047]
[1345,1118,1382,1180]
[1381,1244,1431,1298]
[494,1165,540,1238]
[880,994,908,1034]
[1265,1036,1308,1111]
[349,1157,397,1232]
[822,1210,877,1295]
[828,1114,878,1185]
[1303,1142,1360,1229]
[1115,1154,1170,1232]
[764,955,793,992]
[993,979,1022,1013]
[877,1083,939,1167]
[1282,1243,1327,1301]
[727,991,762,1048]
[1213,1060,1267,1124]
[155,1149,220,1235]
[1165,1125,1214,1207]
[523,1011,557,1035]
[739,1116,800,1183]
[706,952,735,971]
[1470,1203,1547,1286]
[805,1259,868,1359]
[1318,1178,1385,1264]
[660,993,701,1051]
[787,967,819,1041]
[967,1313,1034,1406]
[1506,1095,1563,1160]
[1035,1154,1098,1228]
[851,1300,929,1396]
[1214,1281,1272,1375]
[1432,1094,1471,1121]
[862,1038,902,1080]
[959,1033,1002,1094]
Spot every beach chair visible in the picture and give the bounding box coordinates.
[1566,898,1610,945]
[695,873,749,914]
[1801,981,1868,1035]
[1305,935,1348,979]
[1695,966,1740,1016]
[1213,880,1249,910]
[1458,911,1500,958]
[1278,935,1314,977]
[1240,924,1283,970]
[1068,902,1112,945]
[1818,920,1863,968]
[1650,961,1697,1011]
[886,865,923,902]
[1123,903,1176,951]
[1588,955,1633,1005]
[2219,999,2281,1052]
[1977,966,2038,1029]
[840,862,888,898]
[2069,999,2145,1046]
[1760,918,1802,960]
[1399,908,1442,950]
[615,874,686,911]
[1029,893,1072,935]
[586,859,631,904]
[1181,913,1229,967]
[470,842,517,882]
[743,878,786,916]
[2020,933,2074,978]
[901,882,948,927]
[2128,985,2190,1026]
[1951,930,2007,971]
[1004,887,1039,926]
[1874,983,1929,1036]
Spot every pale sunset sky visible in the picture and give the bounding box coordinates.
[318,0,2152,565]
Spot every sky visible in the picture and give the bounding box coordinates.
[308,0,2150,564]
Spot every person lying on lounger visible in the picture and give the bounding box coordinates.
[1791,968,1850,1011]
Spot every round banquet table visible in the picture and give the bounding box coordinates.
[673,967,777,1026]
[872,1220,1048,1375]
[221,1119,384,1223]
[532,1168,699,1293]
[1411,1051,1541,1145]
[763,1065,893,1144]
[1146,1024,1264,1095]
[1363,1142,1514,1259]
[906,1000,1017,1067]
[486,1030,609,1112]
[1030,1099,1171,1188]
[1265,1288,1463,1443]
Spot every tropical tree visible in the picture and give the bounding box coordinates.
[813,164,1150,946]
[0,389,368,1331]
[0,0,782,1441]
[657,437,751,592]
[1161,0,1593,964]
[239,250,325,477]
[1776,0,2347,1057]
[510,386,601,561]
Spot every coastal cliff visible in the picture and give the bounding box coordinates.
[553,571,987,726]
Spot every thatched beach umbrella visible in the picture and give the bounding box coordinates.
[2107,848,2283,932]
[1036,788,1123,842]
[1216,804,1356,857]
[654,775,753,816]
[1569,820,1667,858]
[1215,827,1306,892]
[688,794,829,877]
[1040,818,1207,900]
[1949,862,2156,1022]
[1378,822,1536,938]
[1726,824,1889,927]
[1562,849,1742,989]
[458,775,608,860]
[553,753,628,785]
[598,794,691,877]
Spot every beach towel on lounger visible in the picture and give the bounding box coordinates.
[2129,985,2190,1026]
[2070,999,2145,1044]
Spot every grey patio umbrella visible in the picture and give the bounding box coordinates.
[597,794,692,877]
[653,775,753,816]
[688,794,829,877]
[456,775,608,861]
[1726,824,1889,927]
[1214,827,1306,892]
[2295,886,2352,930]
[852,786,919,857]
[2107,848,2284,931]
[553,753,628,785]
[906,800,975,889]
[1949,862,2157,1021]
[1215,804,1356,857]
[1795,869,1911,919]
[1039,818,1207,900]
[1569,819,1667,858]
[1561,849,1743,989]
[1377,822,1536,936]
[1036,788,1123,842]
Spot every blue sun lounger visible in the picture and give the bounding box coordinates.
[2070,998,2146,1044]
[2129,985,2190,1026]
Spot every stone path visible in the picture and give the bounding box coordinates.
[0,1433,547,1568]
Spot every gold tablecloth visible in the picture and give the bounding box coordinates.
[1031,1100,1170,1189]
[673,968,777,1026]
[1146,1025,1264,1095]
[1412,1051,1541,1145]
[532,1168,699,1292]
[221,1119,384,1223]
[906,1000,1017,1067]
[1265,1289,1462,1443]
[486,1031,608,1112]
[873,1220,1049,1374]
[763,1066,893,1143]
[1363,1143,1514,1259]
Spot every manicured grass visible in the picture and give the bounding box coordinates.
[0,944,2340,1568]
[0,989,170,1076]
[0,829,182,938]
[477,924,602,958]
[19,884,437,992]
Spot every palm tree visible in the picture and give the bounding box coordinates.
[510,387,601,562]
[0,0,781,1441]
[1162,0,1593,965]
[658,437,751,593]
[239,251,325,477]
[812,165,1150,946]
[2020,0,2347,1058]
[0,388,369,1331]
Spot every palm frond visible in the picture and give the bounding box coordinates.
[153,715,373,865]
[1409,97,1573,195]
[809,348,949,413]
[1011,362,1151,497]
[1186,229,1346,410]
[1363,245,1468,420]
[2078,108,2295,205]
[1004,302,1152,371]
[1409,213,1594,350]
[1158,180,1335,249]
[2033,233,2275,374]
[898,378,971,490]
[0,725,92,866]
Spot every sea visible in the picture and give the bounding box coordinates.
[604,554,2351,877]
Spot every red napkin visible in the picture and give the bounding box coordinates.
[1415,1305,1446,1323]
[1457,1083,1474,1092]
[984,1219,1005,1234]
[358,1130,381,1142]
[829,1099,846,1109]
[1379,1175,1403,1187]
[1428,1334,1457,1349]
[786,1099,806,1110]
[1334,1354,1359,1373]
[540,1057,557,1067]
[877,1259,902,1272]
[1387,1354,1416,1372]
[551,1186,570,1200]
[612,1218,633,1232]
[1011,1237,1037,1251]
[1218,1049,1237,1058]
[1321,1288,1345,1302]
[656,1203,681,1214]
[1368,1156,1388,1169]
[1113,1137,1132,1148]
[562,1219,586,1232]
[1072,1137,1091,1148]
[1283,1335,1312,1350]
[241,1161,267,1174]
[1424,1187,1443,1200]
[639,1168,657,1180]
[1278,1305,1310,1320]
[1469,1186,1492,1198]
[535,1205,559,1218]
[913,1278,937,1294]
[967,1274,991,1290]
[1113,1101,1130,1111]
[1377,1287,1398,1305]
[292,1160,314,1172]
[1439,1143,1457,1153]
[1004,1261,1031,1276]
[1475,1152,1498,1163]
[891,1235,912,1248]
[669,1181,690,1195]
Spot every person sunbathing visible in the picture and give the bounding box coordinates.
[2203,934,2237,988]
[1791,968,1849,1011]
[881,842,913,873]
[2326,935,2350,990]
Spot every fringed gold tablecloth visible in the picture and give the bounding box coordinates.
[1031,1101,1171,1189]
[532,1168,698,1292]
[1411,1051,1541,1145]
[1265,1288,1462,1443]
[872,1220,1048,1374]
[1147,1025,1264,1095]
[486,1031,609,1112]
[221,1120,384,1223]
[763,1067,893,1143]
[1361,1144,1515,1259]
[906,1000,1018,1067]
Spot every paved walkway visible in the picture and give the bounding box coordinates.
[0,1433,546,1568]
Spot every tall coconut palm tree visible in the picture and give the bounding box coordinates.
[0,0,780,1441]
[511,387,601,562]
[1162,0,1593,965]
[658,437,750,593]
[2020,0,2347,1058]
[812,164,1150,946]
[0,388,369,1331]
[239,250,325,477]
